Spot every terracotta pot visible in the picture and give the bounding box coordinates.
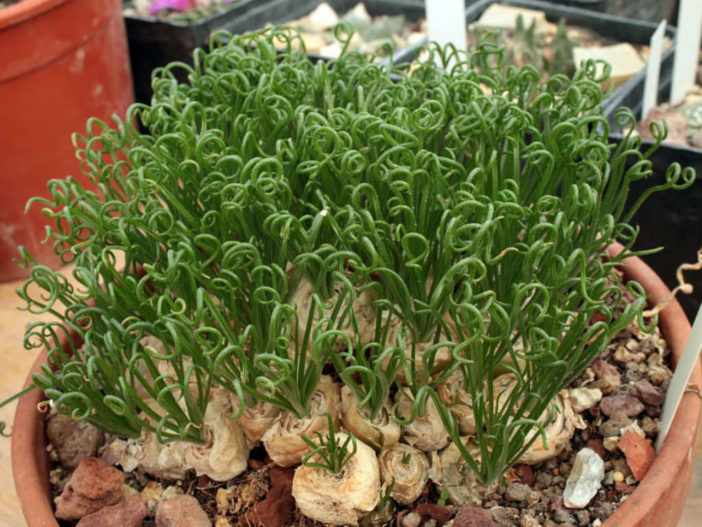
[0,0,133,281]
[11,252,702,526]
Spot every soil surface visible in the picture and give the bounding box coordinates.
[46,275,673,527]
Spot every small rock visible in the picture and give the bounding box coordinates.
[306,2,339,31]
[513,464,534,486]
[76,494,147,527]
[574,509,590,526]
[562,448,605,509]
[505,482,531,503]
[141,482,164,517]
[519,510,540,527]
[618,430,655,481]
[633,380,664,407]
[600,394,644,417]
[640,416,660,436]
[535,471,553,487]
[603,437,619,451]
[620,421,646,438]
[615,481,636,495]
[489,506,519,526]
[454,505,498,527]
[55,457,125,521]
[586,439,607,459]
[415,504,453,525]
[598,412,632,437]
[156,495,211,527]
[590,360,622,394]
[243,467,294,527]
[401,512,422,527]
[215,518,232,527]
[569,387,602,413]
[552,509,572,523]
[47,414,105,469]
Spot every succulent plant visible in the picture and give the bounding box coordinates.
[1,24,695,524]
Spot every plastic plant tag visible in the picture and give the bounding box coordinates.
[642,20,666,121]
[670,0,702,105]
[426,0,467,58]
[656,304,702,451]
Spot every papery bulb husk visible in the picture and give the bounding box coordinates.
[262,375,341,467]
[437,369,477,435]
[341,386,400,451]
[290,278,377,352]
[378,443,430,505]
[493,375,576,465]
[395,390,450,452]
[232,396,282,447]
[517,389,576,465]
[120,388,249,481]
[292,434,380,526]
[439,438,497,506]
[390,317,457,385]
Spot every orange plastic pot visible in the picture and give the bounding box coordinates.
[0,0,133,281]
[10,252,702,526]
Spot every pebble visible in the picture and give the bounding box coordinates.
[489,506,519,526]
[612,471,624,483]
[603,437,619,451]
[633,380,664,407]
[535,471,553,487]
[75,494,147,527]
[401,512,422,527]
[590,360,622,393]
[574,510,590,526]
[586,439,607,459]
[505,482,531,502]
[562,448,605,509]
[454,505,498,527]
[598,413,632,437]
[47,414,105,470]
[55,457,125,521]
[569,387,602,413]
[155,495,211,527]
[553,509,572,523]
[600,394,644,417]
[618,430,656,481]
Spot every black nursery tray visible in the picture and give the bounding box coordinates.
[610,135,702,321]
[392,0,676,114]
[123,0,425,104]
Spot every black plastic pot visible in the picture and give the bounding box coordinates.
[611,136,702,320]
[394,0,677,114]
[124,0,425,104]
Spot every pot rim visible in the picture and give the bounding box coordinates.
[11,251,702,527]
[0,0,66,30]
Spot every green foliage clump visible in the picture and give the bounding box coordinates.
[5,26,694,484]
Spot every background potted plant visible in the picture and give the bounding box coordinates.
[3,25,701,527]
[0,0,133,281]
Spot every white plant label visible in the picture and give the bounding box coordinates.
[670,0,702,105]
[656,304,702,451]
[642,20,666,121]
[426,0,467,57]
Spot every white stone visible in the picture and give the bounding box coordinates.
[573,43,645,88]
[563,448,605,509]
[569,387,602,413]
[473,4,547,33]
[306,2,340,31]
[620,420,646,438]
[347,3,372,22]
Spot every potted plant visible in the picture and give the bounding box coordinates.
[0,0,133,281]
[3,25,701,527]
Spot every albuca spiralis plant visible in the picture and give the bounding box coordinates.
[2,24,695,523]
